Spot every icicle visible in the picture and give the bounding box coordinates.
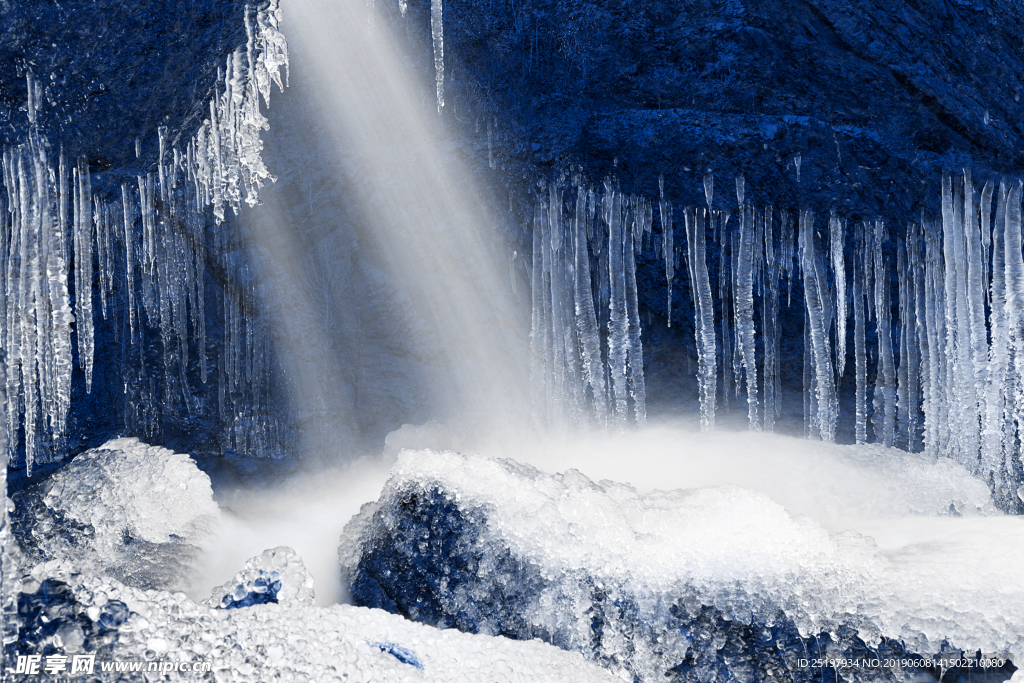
[942,175,977,461]
[685,207,717,431]
[48,150,72,440]
[921,223,945,456]
[964,171,989,469]
[853,252,868,444]
[93,198,107,319]
[18,151,41,473]
[572,184,607,423]
[659,175,673,326]
[3,151,20,465]
[830,211,847,378]
[872,220,896,447]
[74,161,94,394]
[799,210,837,441]
[1002,182,1024,482]
[624,204,647,425]
[606,181,628,423]
[735,200,759,430]
[122,184,136,342]
[545,183,576,425]
[981,181,994,312]
[911,224,925,451]
[896,241,910,448]
[762,206,780,432]
[431,0,445,113]
[719,213,733,413]
[983,182,1010,481]
[794,154,802,183]
[158,126,169,205]
[731,228,742,401]
[803,309,813,439]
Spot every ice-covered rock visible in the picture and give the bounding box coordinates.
[42,438,217,546]
[13,438,218,591]
[340,449,1021,683]
[206,546,315,609]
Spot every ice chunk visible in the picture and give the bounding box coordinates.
[42,438,217,547]
[12,438,218,590]
[207,546,315,609]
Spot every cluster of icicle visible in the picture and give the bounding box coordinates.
[529,177,649,428]
[0,0,289,476]
[663,171,1022,499]
[537,168,1022,498]
[653,173,801,435]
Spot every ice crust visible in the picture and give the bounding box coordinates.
[341,448,1023,681]
[12,564,620,683]
[206,546,315,609]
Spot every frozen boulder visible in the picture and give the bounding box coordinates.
[42,437,218,546]
[13,438,218,590]
[207,546,315,609]
[340,449,1021,683]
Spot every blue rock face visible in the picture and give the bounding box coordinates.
[345,482,1017,683]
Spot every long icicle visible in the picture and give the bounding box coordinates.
[799,210,837,441]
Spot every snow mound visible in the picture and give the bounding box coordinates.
[206,546,315,609]
[340,449,1023,682]
[13,564,620,683]
[43,437,218,547]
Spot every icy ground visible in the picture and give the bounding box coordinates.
[16,566,617,682]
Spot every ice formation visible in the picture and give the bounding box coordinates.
[431,0,445,113]
[341,448,1022,683]
[684,205,717,430]
[206,546,315,609]
[529,177,649,428]
[13,438,217,591]
[10,564,619,683]
[0,0,289,475]
[534,169,1024,505]
[42,438,217,548]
